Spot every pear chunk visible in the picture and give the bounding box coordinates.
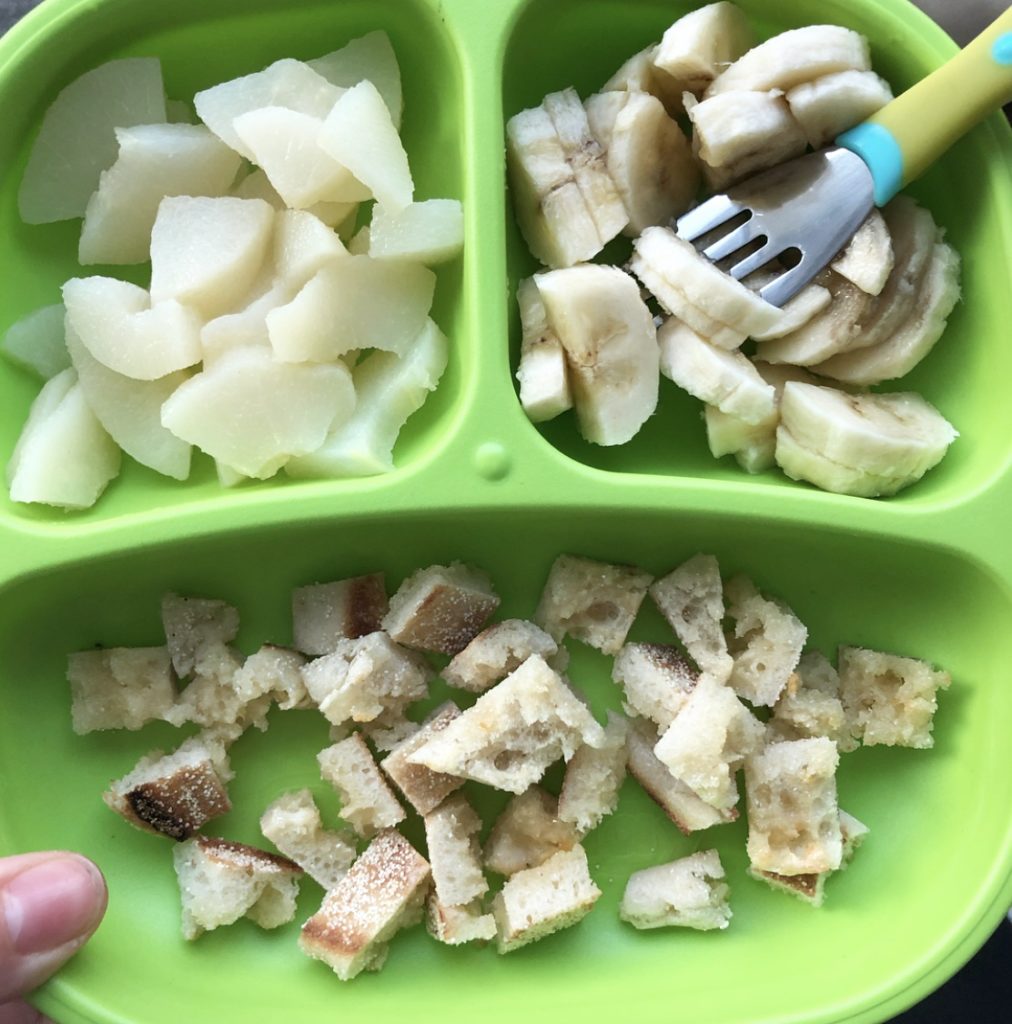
[369,200,464,265]
[310,30,402,128]
[1,304,70,380]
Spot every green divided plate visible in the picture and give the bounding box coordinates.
[0,0,1009,1022]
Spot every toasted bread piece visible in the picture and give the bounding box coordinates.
[442,619,558,693]
[649,554,733,678]
[558,711,628,833]
[535,554,652,655]
[653,673,764,811]
[484,785,581,877]
[423,792,488,906]
[492,845,601,953]
[292,573,388,655]
[234,643,310,711]
[382,563,500,655]
[174,836,302,940]
[161,592,239,678]
[426,896,497,945]
[301,631,432,726]
[724,575,807,707]
[68,646,176,733]
[103,732,232,840]
[380,702,464,815]
[620,849,731,930]
[164,644,256,730]
[612,642,697,730]
[745,737,843,876]
[318,733,406,837]
[838,646,950,748]
[299,829,431,980]
[407,655,606,794]
[260,789,358,891]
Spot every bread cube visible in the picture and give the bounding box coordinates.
[233,644,309,711]
[745,737,843,876]
[407,655,606,794]
[535,554,652,655]
[619,849,731,930]
[292,573,388,655]
[103,732,232,840]
[838,646,950,748]
[382,563,500,655]
[161,592,239,678]
[625,717,735,833]
[173,836,302,940]
[360,708,420,752]
[649,554,733,678]
[612,642,697,730]
[301,631,432,726]
[442,619,558,693]
[380,702,464,815]
[492,845,601,953]
[484,786,580,877]
[260,789,358,891]
[724,575,808,707]
[423,792,488,906]
[558,712,628,833]
[318,733,406,837]
[67,646,176,733]
[299,829,431,980]
[164,644,250,729]
[653,674,765,811]
[427,896,496,945]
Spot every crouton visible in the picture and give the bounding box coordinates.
[235,644,309,710]
[103,732,232,840]
[653,673,765,811]
[318,733,406,838]
[292,573,388,655]
[619,849,731,930]
[492,845,601,953]
[380,702,464,815]
[299,829,431,980]
[260,789,358,891]
[442,619,558,693]
[173,836,302,940]
[382,563,500,655]
[423,792,488,906]
[612,642,697,730]
[535,554,652,655]
[745,737,843,876]
[161,592,239,678]
[67,646,176,733]
[558,712,628,833]
[426,896,497,945]
[484,786,581,877]
[649,554,733,678]
[724,575,807,707]
[407,655,606,794]
[838,646,950,748]
[164,644,256,730]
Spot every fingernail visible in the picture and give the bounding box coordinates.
[2,855,106,955]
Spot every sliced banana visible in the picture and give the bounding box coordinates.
[603,45,684,115]
[830,209,894,296]
[535,264,659,445]
[786,69,893,149]
[653,2,754,97]
[585,90,699,235]
[515,276,572,422]
[705,25,871,97]
[659,319,775,426]
[748,270,833,341]
[813,241,961,385]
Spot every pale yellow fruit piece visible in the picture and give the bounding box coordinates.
[787,70,893,149]
[1,304,70,380]
[310,30,402,129]
[653,2,754,95]
[369,200,464,265]
[272,209,348,291]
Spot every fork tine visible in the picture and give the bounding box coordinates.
[675,194,745,243]
[757,255,819,307]
[727,240,781,280]
[701,217,763,262]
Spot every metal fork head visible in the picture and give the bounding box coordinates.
[675,147,876,308]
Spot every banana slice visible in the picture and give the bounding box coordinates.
[779,381,957,480]
[747,271,833,341]
[515,276,572,422]
[535,264,659,445]
[653,2,754,97]
[659,319,775,426]
[705,25,871,97]
[631,226,781,342]
[813,241,961,385]
[830,209,894,296]
[585,90,699,235]
[786,69,893,149]
[603,45,684,115]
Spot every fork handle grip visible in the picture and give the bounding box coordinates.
[836,5,1012,206]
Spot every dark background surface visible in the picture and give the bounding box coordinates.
[0,0,1009,1020]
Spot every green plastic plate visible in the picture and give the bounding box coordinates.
[0,1,1009,1023]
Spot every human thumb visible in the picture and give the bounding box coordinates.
[0,852,107,1003]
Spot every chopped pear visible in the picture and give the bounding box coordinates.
[18,58,166,224]
[309,30,402,128]
[200,283,290,366]
[149,196,275,318]
[369,200,464,265]
[62,277,202,381]
[273,209,349,290]
[160,347,355,478]
[1,304,70,379]
[231,168,359,230]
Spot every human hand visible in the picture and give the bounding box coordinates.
[0,852,107,1023]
